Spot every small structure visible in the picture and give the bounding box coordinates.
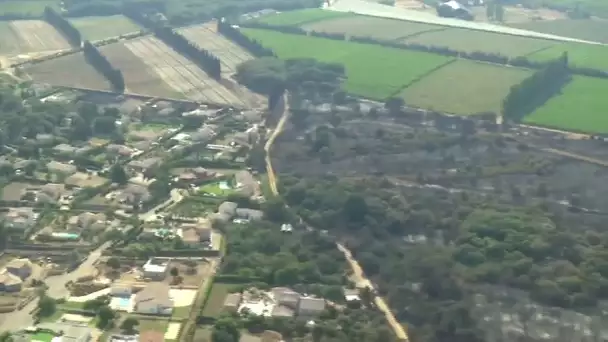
[106,144,135,158]
[235,170,258,197]
[37,322,93,342]
[3,208,36,232]
[134,283,173,315]
[297,297,326,317]
[223,293,242,313]
[142,258,169,280]
[110,285,132,297]
[0,270,22,292]
[127,157,162,174]
[68,212,107,231]
[437,0,473,20]
[46,161,77,176]
[38,183,66,203]
[116,184,151,205]
[190,125,216,143]
[235,208,264,221]
[53,143,77,156]
[6,258,32,279]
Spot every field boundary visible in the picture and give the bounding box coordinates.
[388,58,456,99]
[390,27,448,42]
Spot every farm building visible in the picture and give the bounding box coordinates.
[134,283,173,315]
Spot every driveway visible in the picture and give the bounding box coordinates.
[0,242,112,332]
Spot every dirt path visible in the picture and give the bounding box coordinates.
[264,93,409,341]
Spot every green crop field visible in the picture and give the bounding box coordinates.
[69,15,141,41]
[527,43,608,71]
[512,19,608,44]
[400,59,532,116]
[402,27,556,57]
[254,8,350,26]
[304,15,440,40]
[0,0,60,16]
[523,76,608,134]
[242,28,453,100]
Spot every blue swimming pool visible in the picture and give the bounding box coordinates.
[116,297,130,310]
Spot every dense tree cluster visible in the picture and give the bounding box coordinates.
[217,21,275,58]
[154,26,222,79]
[502,53,570,122]
[43,7,82,47]
[83,41,125,92]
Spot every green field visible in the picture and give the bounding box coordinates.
[201,283,238,317]
[402,27,556,57]
[523,76,608,134]
[512,19,608,44]
[527,43,608,71]
[304,15,440,40]
[31,332,55,342]
[69,15,141,41]
[254,8,350,26]
[400,59,532,116]
[242,28,453,100]
[0,0,60,16]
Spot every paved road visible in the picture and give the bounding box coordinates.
[327,0,603,45]
[0,242,112,332]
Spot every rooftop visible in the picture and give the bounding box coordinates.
[143,258,169,273]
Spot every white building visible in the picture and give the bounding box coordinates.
[142,258,169,280]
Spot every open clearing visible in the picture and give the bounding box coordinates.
[115,36,246,106]
[527,43,608,71]
[304,15,440,40]
[178,23,254,75]
[254,8,351,26]
[400,59,532,116]
[523,76,608,134]
[512,19,608,44]
[69,15,141,41]
[242,28,453,100]
[24,52,111,90]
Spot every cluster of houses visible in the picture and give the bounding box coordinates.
[110,282,175,316]
[140,220,213,247]
[224,287,327,318]
[0,258,33,292]
[211,201,264,225]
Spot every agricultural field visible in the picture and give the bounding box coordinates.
[0,0,60,17]
[0,20,70,64]
[523,76,608,134]
[512,19,608,44]
[69,15,141,41]
[527,43,608,71]
[178,22,254,75]
[242,28,453,100]
[401,27,556,57]
[303,15,441,40]
[400,59,532,116]
[253,8,351,26]
[24,52,111,90]
[106,36,247,106]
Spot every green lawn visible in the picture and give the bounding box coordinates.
[524,76,608,134]
[0,0,60,16]
[199,181,234,196]
[527,43,608,71]
[137,318,169,332]
[400,59,532,116]
[201,283,239,317]
[242,28,453,100]
[172,305,192,320]
[303,15,440,40]
[511,19,608,44]
[402,27,556,57]
[31,332,55,342]
[254,8,350,26]
[69,15,141,41]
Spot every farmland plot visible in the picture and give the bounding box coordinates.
[10,20,70,52]
[178,23,253,75]
[121,36,245,106]
[69,15,141,42]
[24,52,111,90]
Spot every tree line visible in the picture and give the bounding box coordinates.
[237,22,608,79]
[83,41,125,92]
[217,21,276,58]
[502,53,570,122]
[43,7,82,47]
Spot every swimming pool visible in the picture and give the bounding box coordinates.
[110,296,132,311]
[219,181,231,190]
[51,232,80,240]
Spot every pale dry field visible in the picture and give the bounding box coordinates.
[0,20,71,64]
[24,52,111,90]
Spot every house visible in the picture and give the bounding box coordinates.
[134,283,173,315]
[110,285,132,297]
[297,297,325,317]
[191,125,216,143]
[3,208,36,232]
[68,212,107,231]
[14,159,35,171]
[6,259,32,279]
[236,208,264,221]
[47,161,77,176]
[53,143,77,155]
[437,0,474,20]
[0,270,23,292]
[116,184,151,205]
[37,322,92,342]
[106,144,134,158]
[38,183,65,203]
[127,157,161,173]
[223,293,242,313]
[272,287,300,310]
[139,330,165,342]
[142,258,169,280]
[235,171,258,197]
[344,288,360,302]
[218,202,238,216]
[271,305,295,318]
[180,225,212,245]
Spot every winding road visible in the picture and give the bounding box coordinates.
[264,93,409,341]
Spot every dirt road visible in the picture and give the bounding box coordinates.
[264,93,409,341]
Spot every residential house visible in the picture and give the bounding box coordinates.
[235,171,258,197]
[142,258,169,280]
[133,282,173,315]
[177,167,214,184]
[5,259,32,279]
[106,144,134,158]
[297,297,326,317]
[110,285,132,297]
[0,271,22,292]
[68,212,107,231]
[35,133,55,145]
[3,208,36,232]
[53,143,77,156]
[46,161,77,176]
[37,322,92,342]
[271,305,294,318]
[116,184,151,205]
[14,159,35,172]
[180,226,212,246]
[218,202,238,216]
[191,125,216,143]
[223,293,242,313]
[236,208,264,221]
[272,287,300,310]
[38,183,66,203]
[127,157,161,174]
